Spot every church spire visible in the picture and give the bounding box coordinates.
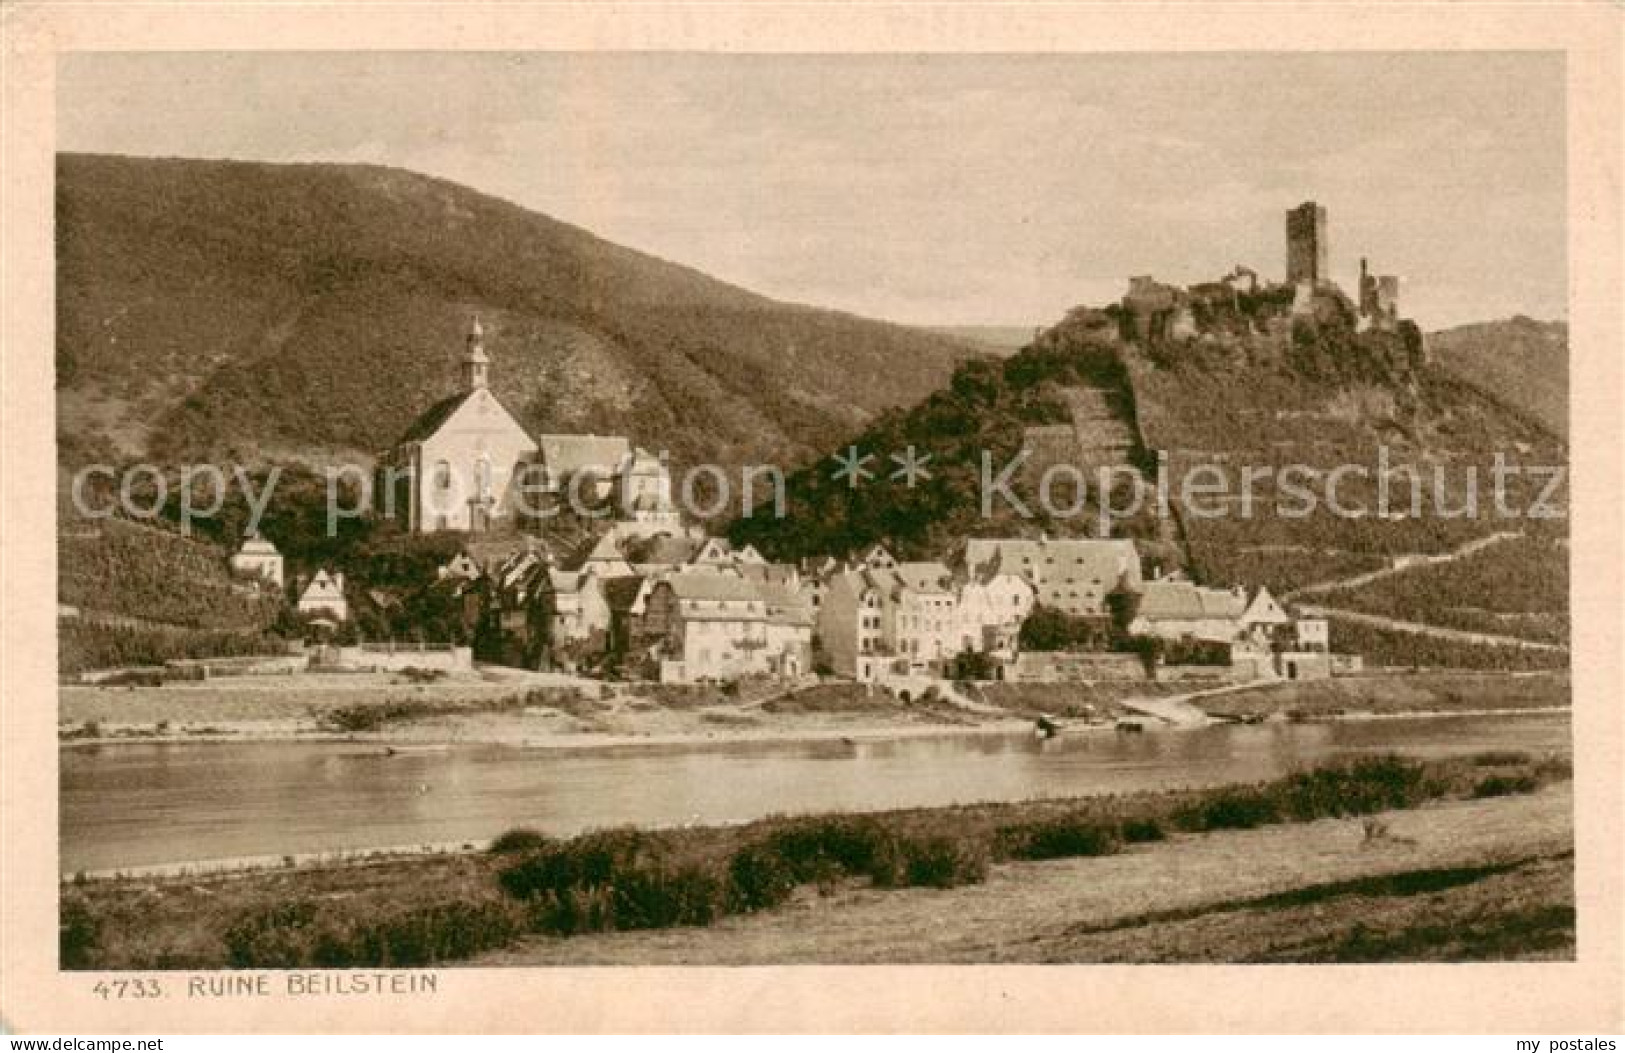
[462,315,490,391]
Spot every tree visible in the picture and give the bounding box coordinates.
[948,648,997,681]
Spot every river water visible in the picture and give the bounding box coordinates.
[60,711,1570,873]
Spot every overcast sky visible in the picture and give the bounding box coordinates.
[58,52,1565,329]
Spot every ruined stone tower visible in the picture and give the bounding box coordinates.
[1286,201,1328,286]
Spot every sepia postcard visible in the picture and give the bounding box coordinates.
[1,0,1621,1036]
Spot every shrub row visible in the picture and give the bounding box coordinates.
[1172,755,1432,833]
[181,753,1565,969]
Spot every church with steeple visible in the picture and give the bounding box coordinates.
[381,318,677,535]
[381,318,538,533]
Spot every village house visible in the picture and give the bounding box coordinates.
[817,561,963,680]
[296,569,349,623]
[533,568,611,669]
[956,567,1036,657]
[644,574,771,683]
[817,569,891,681]
[1237,586,1294,651]
[229,534,285,589]
[758,579,815,677]
[1129,577,1249,644]
[889,562,961,671]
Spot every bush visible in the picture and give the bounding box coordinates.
[488,827,550,854]
[873,835,988,889]
[497,828,652,901]
[1175,789,1281,832]
[1472,774,1540,798]
[609,864,721,931]
[727,843,798,912]
[1278,755,1429,820]
[1120,817,1167,844]
[496,828,719,934]
[223,901,325,968]
[998,817,1122,861]
[764,817,892,883]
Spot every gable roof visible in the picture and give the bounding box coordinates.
[1241,586,1292,626]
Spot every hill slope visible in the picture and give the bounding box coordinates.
[731,290,1567,592]
[56,153,978,471]
[1425,317,1568,439]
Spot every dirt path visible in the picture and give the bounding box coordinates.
[473,783,1571,966]
[1285,530,1522,601]
[1299,604,1570,652]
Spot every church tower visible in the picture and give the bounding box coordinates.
[462,316,490,390]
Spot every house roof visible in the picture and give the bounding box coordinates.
[534,434,631,477]
[759,581,814,625]
[664,573,763,603]
[964,537,1141,590]
[1136,579,1246,621]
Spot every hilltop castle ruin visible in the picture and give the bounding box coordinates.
[1118,201,1409,342]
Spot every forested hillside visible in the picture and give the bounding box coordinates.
[56,153,977,472]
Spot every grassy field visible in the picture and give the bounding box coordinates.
[61,751,1571,969]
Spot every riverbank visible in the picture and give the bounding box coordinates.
[58,668,1570,751]
[61,751,1572,969]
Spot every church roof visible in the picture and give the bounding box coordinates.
[396,391,476,444]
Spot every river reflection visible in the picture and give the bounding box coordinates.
[60,711,1570,872]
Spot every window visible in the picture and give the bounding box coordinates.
[435,461,452,490]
